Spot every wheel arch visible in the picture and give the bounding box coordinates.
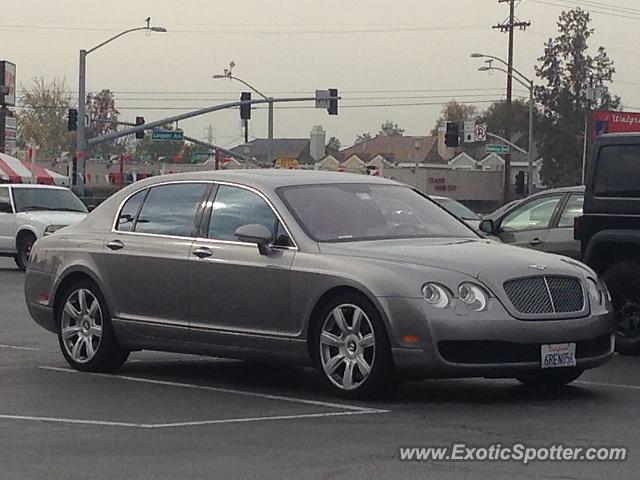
[305,285,392,364]
[52,267,109,327]
[583,230,640,274]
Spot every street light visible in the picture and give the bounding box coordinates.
[76,20,166,195]
[212,62,275,165]
[473,54,536,197]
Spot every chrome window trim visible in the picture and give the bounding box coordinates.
[110,179,299,250]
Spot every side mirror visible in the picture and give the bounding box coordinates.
[235,224,274,255]
[479,219,495,235]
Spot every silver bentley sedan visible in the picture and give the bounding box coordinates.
[25,170,615,398]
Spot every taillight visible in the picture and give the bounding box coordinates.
[574,215,583,241]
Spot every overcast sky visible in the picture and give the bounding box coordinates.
[2,0,639,149]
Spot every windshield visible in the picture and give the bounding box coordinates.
[278,183,476,242]
[12,188,88,213]
[433,197,480,220]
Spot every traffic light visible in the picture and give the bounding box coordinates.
[68,108,78,131]
[328,88,338,115]
[240,92,252,120]
[515,171,526,195]
[445,122,459,148]
[71,156,78,185]
[135,116,145,139]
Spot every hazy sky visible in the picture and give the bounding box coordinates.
[2,0,639,149]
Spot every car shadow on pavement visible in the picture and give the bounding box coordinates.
[117,356,605,406]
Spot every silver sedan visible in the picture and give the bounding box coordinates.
[25,171,615,398]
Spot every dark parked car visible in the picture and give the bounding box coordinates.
[481,186,584,259]
[25,171,614,398]
[577,133,640,355]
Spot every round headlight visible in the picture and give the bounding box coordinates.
[422,283,450,309]
[458,283,488,312]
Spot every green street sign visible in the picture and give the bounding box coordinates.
[152,130,184,142]
[486,144,510,155]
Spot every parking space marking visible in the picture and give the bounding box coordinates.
[40,366,389,413]
[0,409,381,429]
[576,380,640,391]
[0,344,40,351]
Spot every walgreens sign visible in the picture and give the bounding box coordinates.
[592,110,640,138]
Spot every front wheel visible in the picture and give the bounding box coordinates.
[516,368,583,389]
[313,294,395,399]
[14,233,36,271]
[57,280,129,372]
[601,261,640,356]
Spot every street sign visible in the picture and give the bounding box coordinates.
[464,122,476,143]
[475,124,487,142]
[486,144,510,155]
[152,130,184,142]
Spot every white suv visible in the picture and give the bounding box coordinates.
[0,184,88,270]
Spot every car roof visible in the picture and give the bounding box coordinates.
[137,169,402,190]
[531,185,585,195]
[2,184,68,190]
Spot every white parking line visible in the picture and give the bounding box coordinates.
[576,380,640,391]
[0,344,40,351]
[0,409,381,429]
[40,366,389,413]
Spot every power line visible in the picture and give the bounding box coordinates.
[528,0,640,20]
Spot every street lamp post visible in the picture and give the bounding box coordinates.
[473,53,535,197]
[76,22,166,195]
[213,65,275,165]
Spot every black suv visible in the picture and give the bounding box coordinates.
[577,133,640,355]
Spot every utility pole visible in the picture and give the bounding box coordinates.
[206,125,214,145]
[493,0,530,202]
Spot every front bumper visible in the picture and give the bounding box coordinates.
[379,297,616,379]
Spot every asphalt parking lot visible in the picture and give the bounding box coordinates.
[1,258,639,479]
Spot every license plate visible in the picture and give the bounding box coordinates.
[541,343,576,369]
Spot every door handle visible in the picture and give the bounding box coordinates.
[106,240,125,251]
[529,238,543,246]
[192,246,213,259]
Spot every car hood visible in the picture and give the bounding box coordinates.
[15,211,87,227]
[319,237,584,280]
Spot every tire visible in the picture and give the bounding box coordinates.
[56,280,129,372]
[601,261,640,356]
[14,233,36,271]
[516,368,584,389]
[312,293,395,399]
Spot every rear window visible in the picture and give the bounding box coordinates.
[594,145,640,198]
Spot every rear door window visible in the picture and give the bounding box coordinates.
[557,194,584,228]
[594,145,640,197]
[0,187,12,213]
[134,183,209,237]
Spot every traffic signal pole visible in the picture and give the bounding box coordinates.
[76,49,87,195]
[88,94,340,147]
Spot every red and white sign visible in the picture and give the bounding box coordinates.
[592,110,640,138]
[475,124,487,142]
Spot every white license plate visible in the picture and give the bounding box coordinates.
[541,343,576,369]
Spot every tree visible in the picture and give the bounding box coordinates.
[378,120,404,136]
[535,7,619,187]
[327,136,341,151]
[16,77,75,156]
[354,132,372,145]
[85,89,121,158]
[431,101,478,135]
[477,99,540,150]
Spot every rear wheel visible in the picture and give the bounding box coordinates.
[516,368,584,389]
[57,280,129,372]
[14,233,36,271]
[313,293,395,399]
[602,261,640,356]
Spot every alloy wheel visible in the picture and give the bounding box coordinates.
[319,304,376,391]
[60,288,103,363]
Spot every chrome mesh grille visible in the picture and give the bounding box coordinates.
[503,276,584,315]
